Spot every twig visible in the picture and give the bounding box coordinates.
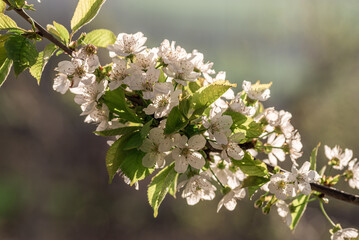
[2,0,73,55]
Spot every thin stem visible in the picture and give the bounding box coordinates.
[2,0,73,55]
[319,200,336,227]
[209,167,225,188]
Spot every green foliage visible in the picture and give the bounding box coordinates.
[102,88,142,123]
[4,35,38,76]
[83,29,116,48]
[29,43,57,84]
[290,194,311,231]
[224,109,247,129]
[0,13,17,30]
[164,106,189,135]
[0,2,6,13]
[52,21,70,45]
[310,143,320,171]
[7,0,25,9]
[232,153,268,177]
[140,119,153,139]
[0,58,12,87]
[242,176,269,198]
[226,109,262,138]
[94,126,141,137]
[158,69,166,83]
[189,79,235,116]
[147,163,178,217]
[106,132,153,184]
[123,131,143,150]
[71,0,106,33]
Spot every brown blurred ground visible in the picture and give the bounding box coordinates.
[0,1,359,239]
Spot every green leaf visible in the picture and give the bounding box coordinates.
[188,80,201,93]
[123,131,143,150]
[0,58,12,87]
[7,0,25,9]
[310,143,320,171]
[190,80,235,111]
[94,126,141,136]
[232,153,268,177]
[52,21,70,45]
[140,119,153,139]
[29,44,58,84]
[0,13,17,30]
[147,163,178,217]
[242,176,269,199]
[168,173,179,198]
[83,29,116,48]
[223,109,247,129]
[0,2,6,13]
[5,35,38,76]
[290,194,311,231]
[164,106,189,135]
[120,149,154,185]
[158,69,166,83]
[106,133,153,183]
[102,88,142,123]
[71,0,106,33]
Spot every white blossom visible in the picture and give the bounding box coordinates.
[202,112,232,145]
[242,80,271,101]
[266,133,286,166]
[73,45,100,71]
[108,58,132,90]
[84,104,110,131]
[172,134,206,173]
[53,73,71,94]
[178,174,216,205]
[189,49,215,75]
[287,131,303,165]
[275,200,292,226]
[139,128,172,168]
[331,228,359,240]
[347,159,359,190]
[230,93,257,117]
[143,82,181,118]
[325,145,353,170]
[107,32,147,57]
[125,67,160,99]
[217,186,246,212]
[209,133,245,162]
[163,59,200,86]
[131,47,159,71]
[288,161,320,195]
[158,39,187,64]
[268,173,295,200]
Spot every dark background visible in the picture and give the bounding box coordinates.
[0,0,359,239]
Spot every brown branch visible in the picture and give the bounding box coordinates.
[2,0,73,55]
[206,143,359,206]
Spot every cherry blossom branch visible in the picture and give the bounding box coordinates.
[2,0,73,55]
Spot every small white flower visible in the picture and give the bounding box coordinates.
[288,161,320,195]
[209,133,245,162]
[242,80,271,101]
[140,128,172,168]
[72,45,100,71]
[189,49,215,75]
[331,228,359,240]
[172,134,206,173]
[325,145,353,170]
[347,159,359,190]
[268,173,295,200]
[266,133,286,166]
[178,174,216,205]
[125,67,160,99]
[158,39,187,64]
[202,113,233,145]
[107,32,147,57]
[287,131,302,165]
[131,47,159,71]
[163,59,200,86]
[143,82,181,118]
[84,104,110,131]
[217,186,246,212]
[230,93,257,117]
[275,200,292,226]
[53,73,71,94]
[108,58,132,90]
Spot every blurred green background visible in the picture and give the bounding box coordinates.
[0,0,359,239]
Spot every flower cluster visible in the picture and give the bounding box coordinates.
[52,32,358,238]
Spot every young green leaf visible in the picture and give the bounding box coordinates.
[102,87,142,123]
[71,0,106,33]
[94,126,141,137]
[158,69,166,83]
[310,143,320,171]
[0,2,6,13]
[140,119,153,139]
[7,0,25,9]
[164,106,189,135]
[242,176,269,199]
[106,132,153,184]
[290,194,311,231]
[123,131,143,150]
[190,79,235,111]
[232,153,268,177]
[0,13,17,30]
[29,44,58,84]
[0,58,13,87]
[147,163,178,217]
[83,29,116,48]
[5,35,38,76]
[52,21,70,45]
[223,109,248,129]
